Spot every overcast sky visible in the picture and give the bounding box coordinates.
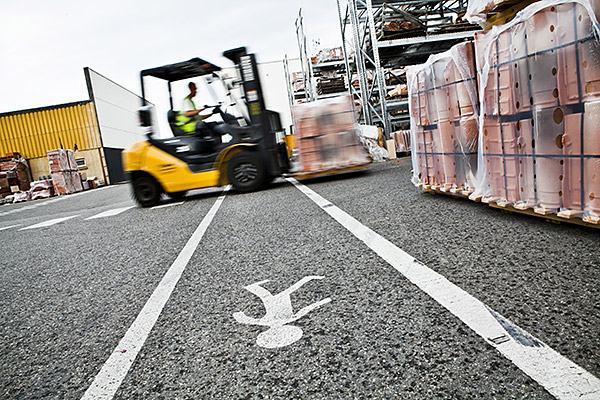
[0,0,344,114]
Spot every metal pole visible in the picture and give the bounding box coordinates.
[283,54,295,107]
[366,0,391,138]
[295,8,316,102]
[349,0,372,125]
[337,0,353,98]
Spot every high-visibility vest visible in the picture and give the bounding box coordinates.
[176,96,202,133]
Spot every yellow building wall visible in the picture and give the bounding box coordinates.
[0,101,102,159]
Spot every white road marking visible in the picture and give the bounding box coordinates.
[85,206,135,220]
[151,202,184,210]
[233,276,331,348]
[19,215,79,230]
[0,224,21,231]
[287,177,600,400]
[81,186,230,400]
[0,186,112,217]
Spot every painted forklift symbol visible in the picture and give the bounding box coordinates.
[233,276,331,349]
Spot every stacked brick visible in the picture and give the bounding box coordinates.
[30,180,54,200]
[292,95,371,173]
[407,41,480,194]
[408,0,600,224]
[0,153,31,198]
[47,149,83,195]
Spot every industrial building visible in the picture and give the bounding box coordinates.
[0,68,151,186]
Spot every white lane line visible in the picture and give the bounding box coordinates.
[151,202,184,210]
[0,186,113,217]
[19,215,79,230]
[286,177,600,400]
[81,186,230,400]
[0,224,21,231]
[85,206,135,220]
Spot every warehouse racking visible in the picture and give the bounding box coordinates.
[336,0,481,138]
[287,9,351,107]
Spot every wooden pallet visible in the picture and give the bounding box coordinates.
[287,163,371,181]
[420,186,600,230]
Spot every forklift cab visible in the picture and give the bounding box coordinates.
[139,58,245,153]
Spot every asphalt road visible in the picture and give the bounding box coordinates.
[0,159,598,399]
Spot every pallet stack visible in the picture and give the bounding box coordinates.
[47,149,83,195]
[408,0,600,226]
[407,41,480,194]
[474,0,600,223]
[0,153,31,198]
[292,95,371,173]
[30,180,54,200]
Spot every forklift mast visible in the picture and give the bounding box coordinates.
[223,47,283,177]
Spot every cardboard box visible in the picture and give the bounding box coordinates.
[386,139,397,160]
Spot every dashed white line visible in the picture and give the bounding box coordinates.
[19,215,79,230]
[81,186,230,400]
[85,206,135,220]
[151,202,184,210]
[0,224,21,231]
[287,177,600,400]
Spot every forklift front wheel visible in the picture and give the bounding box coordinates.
[132,175,162,207]
[227,152,266,192]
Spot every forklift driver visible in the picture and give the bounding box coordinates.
[177,82,218,140]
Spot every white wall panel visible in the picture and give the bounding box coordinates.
[86,68,158,149]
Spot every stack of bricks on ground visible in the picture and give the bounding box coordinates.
[0,149,102,204]
[292,95,371,173]
[407,0,600,224]
[47,149,83,195]
[0,153,31,199]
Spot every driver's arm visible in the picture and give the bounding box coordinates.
[184,105,214,118]
[183,108,205,118]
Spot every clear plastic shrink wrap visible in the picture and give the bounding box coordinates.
[47,149,70,172]
[472,0,600,222]
[407,41,480,194]
[292,95,371,173]
[393,130,412,153]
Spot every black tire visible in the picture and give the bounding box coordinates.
[226,152,266,192]
[132,175,162,207]
[167,190,187,200]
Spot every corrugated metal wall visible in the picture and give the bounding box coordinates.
[0,101,102,159]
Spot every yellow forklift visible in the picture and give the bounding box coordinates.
[122,47,291,206]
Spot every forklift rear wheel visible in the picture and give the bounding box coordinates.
[227,152,266,192]
[132,175,162,207]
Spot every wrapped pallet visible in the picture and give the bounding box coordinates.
[47,149,82,195]
[407,41,480,194]
[30,179,54,200]
[472,0,600,223]
[292,95,371,173]
[47,149,70,172]
[0,153,31,192]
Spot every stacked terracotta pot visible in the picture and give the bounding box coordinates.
[292,95,370,173]
[408,41,480,194]
[408,0,600,223]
